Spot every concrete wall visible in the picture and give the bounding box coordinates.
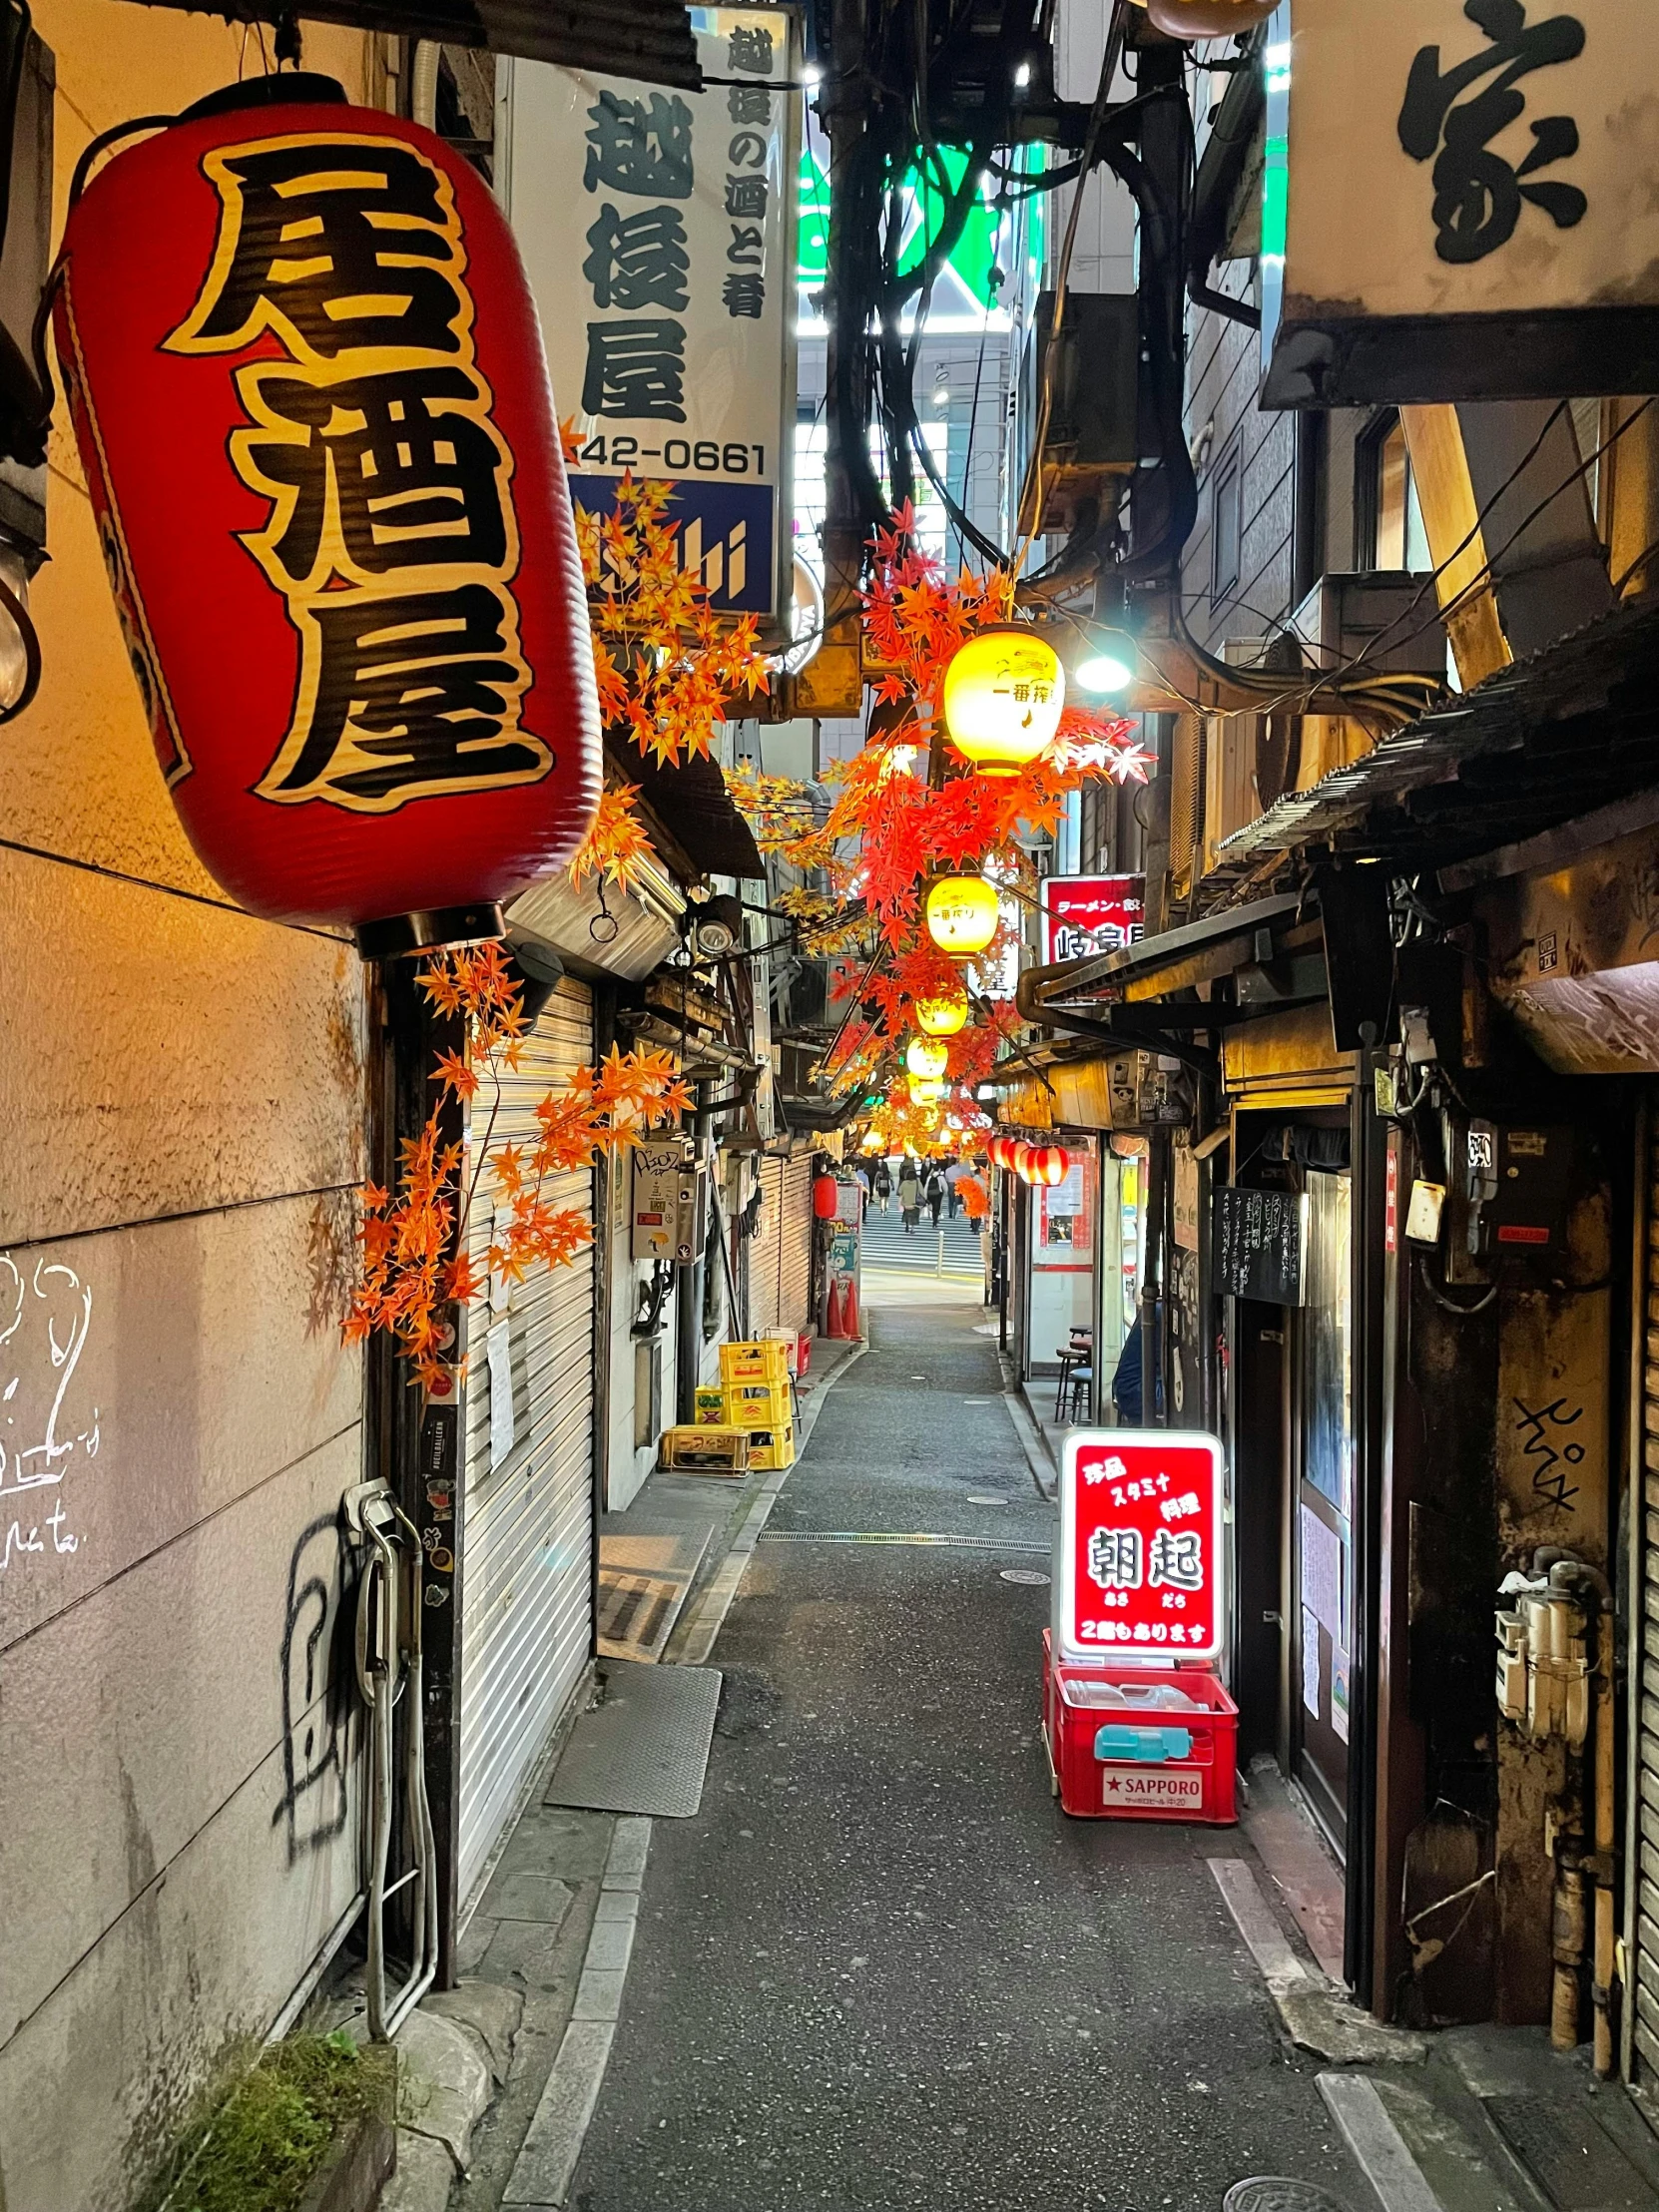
[0,12,378,2207]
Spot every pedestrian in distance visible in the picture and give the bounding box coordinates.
[943,1157,964,1218]
[897,1160,921,1233]
[925,1166,945,1227]
[873,1161,892,1214]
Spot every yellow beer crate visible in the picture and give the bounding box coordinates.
[726,1379,793,1430]
[720,1339,791,1388]
[693,1386,727,1425]
[659,1424,750,1474]
[747,1421,796,1472]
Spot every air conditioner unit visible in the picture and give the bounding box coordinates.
[1290,572,1448,684]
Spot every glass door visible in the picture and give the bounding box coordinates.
[1292,1169,1354,1855]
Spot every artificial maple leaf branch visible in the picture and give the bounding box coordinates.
[569,783,653,892]
[345,948,690,1385]
[568,465,772,770]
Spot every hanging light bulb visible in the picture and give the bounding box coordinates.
[924,874,999,956]
[914,991,969,1037]
[905,1036,950,1080]
[941,625,1065,777]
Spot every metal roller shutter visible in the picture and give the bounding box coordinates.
[457,975,596,1909]
[750,1158,785,1337]
[780,1156,814,1336]
[1630,1099,1659,2085]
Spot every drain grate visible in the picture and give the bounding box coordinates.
[597,1574,677,1660]
[758,1530,1050,1551]
[1485,2094,1659,2211]
[595,1518,714,1663]
[1224,2182,1354,2212]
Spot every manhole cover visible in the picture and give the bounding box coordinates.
[1224,2184,1354,2212]
[1000,1567,1050,1585]
[966,1492,1007,1505]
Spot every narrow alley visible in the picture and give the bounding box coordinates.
[567,1303,1351,2211]
[16,2,1659,2204]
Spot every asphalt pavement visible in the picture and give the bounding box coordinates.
[570,1300,1363,2212]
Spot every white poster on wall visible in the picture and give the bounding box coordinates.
[502,6,798,629]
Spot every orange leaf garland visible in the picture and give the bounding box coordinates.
[576,472,771,771]
[569,783,653,891]
[345,953,688,1382]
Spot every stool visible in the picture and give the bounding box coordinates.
[1053,1347,1083,1421]
[1066,1366,1093,1423]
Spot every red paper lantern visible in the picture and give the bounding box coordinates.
[987,1135,1020,1173]
[813,1173,839,1220]
[1020,1144,1069,1187]
[54,75,600,947]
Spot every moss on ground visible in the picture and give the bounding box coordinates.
[137,2030,394,2212]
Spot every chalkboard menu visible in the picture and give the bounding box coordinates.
[1213,1187,1306,1305]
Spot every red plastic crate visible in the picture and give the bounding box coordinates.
[1041,1629,1238,1824]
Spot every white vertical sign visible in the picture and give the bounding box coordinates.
[502,7,798,628]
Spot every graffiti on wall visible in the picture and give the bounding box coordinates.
[0,1252,99,1573]
[274,1510,357,1863]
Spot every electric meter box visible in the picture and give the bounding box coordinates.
[631,1140,705,1265]
[1462,1120,1574,1275]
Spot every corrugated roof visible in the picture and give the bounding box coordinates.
[144,0,702,88]
[1204,594,1659,897]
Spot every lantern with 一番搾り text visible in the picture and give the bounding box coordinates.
[914,991,968,1036]
[924,875,999,957]
[941,627,1065,777]
[53,74,600,950]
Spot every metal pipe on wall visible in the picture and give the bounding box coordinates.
[1593,1608,1617,2074]
[1620,1096,1649,2084]
[410,39,440,128]
[676,1081,714,1423]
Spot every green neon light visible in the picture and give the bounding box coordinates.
[798,145,1042,311]
[1261,134,1289,264]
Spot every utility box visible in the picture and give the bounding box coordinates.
[631,1140,704,1265]
[1464,1121,1574,1275]
[1030,290,1138,538]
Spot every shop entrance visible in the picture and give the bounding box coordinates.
[1290,1168,1355,1858]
